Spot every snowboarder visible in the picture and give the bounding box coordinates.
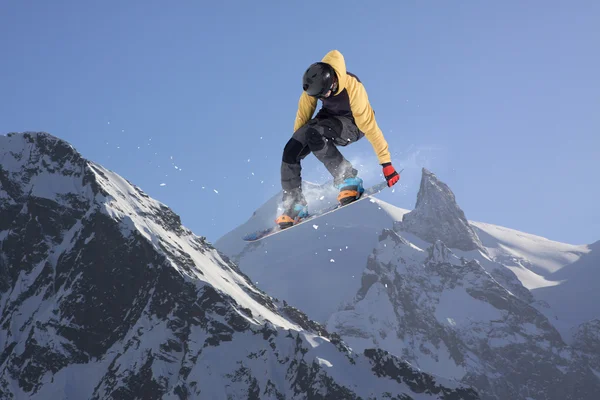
[276,49,401,229]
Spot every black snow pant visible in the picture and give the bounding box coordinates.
[280,115,364,206]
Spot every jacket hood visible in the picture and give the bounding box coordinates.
[321,50,347,96]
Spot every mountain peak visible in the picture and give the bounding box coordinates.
[0,132,98,205]
[398,168,483,251]
[3,131,81,166]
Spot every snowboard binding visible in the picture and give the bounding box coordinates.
[336,177,365,206]
[275,203,309,229]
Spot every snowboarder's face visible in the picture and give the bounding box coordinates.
[319,79,337,99]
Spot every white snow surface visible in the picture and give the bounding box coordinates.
[217,181,405,323]
[471,221,589,277]
[215,189,600,320]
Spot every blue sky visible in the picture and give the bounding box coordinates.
[1,1,598,245]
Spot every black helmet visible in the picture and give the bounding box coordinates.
[302,62,336,98]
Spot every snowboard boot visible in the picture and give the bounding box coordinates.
[336,177,364,206]
[276,190,308,229]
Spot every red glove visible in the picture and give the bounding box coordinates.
[382,163,400,187]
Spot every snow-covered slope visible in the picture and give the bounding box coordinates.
[216,167,600,400]
[0,132,477,399]
[469,222,596,342]
[471,221,590,287]
[533,240,600,340]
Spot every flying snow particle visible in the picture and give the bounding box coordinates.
[319,196,325,200]
[313,225,319,230]
[248,159,251,162]
[330,259,335,263]
[213,189,219,194]
[328,249,332,252]
[160,183,166,187]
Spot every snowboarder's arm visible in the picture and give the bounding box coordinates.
[347,78,391,165]
[293,91,317,132]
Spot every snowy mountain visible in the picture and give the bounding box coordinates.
[0,132,478,399]
[216,168,600,400]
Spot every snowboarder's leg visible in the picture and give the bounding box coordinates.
[306,117,365,204]
[278,117,364,227]
[281,116,362,191]
[305,117,358,185]
[278,125,313,228]
[280,127,311,196]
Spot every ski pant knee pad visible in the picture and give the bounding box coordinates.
[283,138,310,164]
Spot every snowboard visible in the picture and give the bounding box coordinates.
[242,181,390,242]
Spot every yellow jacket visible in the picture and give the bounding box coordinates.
[294,50,391,165]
